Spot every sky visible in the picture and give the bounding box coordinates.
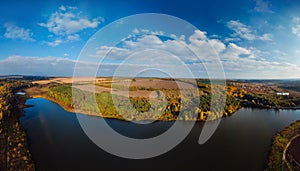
[0,0,300,79]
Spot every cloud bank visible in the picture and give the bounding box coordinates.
[1,28,299,79]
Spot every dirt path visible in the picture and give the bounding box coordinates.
[283,134,300,170]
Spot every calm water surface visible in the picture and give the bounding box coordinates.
[21,98,300,171]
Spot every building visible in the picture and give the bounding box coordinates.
[276,92,290,96]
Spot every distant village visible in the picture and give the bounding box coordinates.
[230,81,290,96]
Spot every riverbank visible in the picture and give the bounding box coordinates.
[0,83,35,171]
[265,120,300,171]
[19,86,127,120]
[21,98,300,170]
[22,84,300,122]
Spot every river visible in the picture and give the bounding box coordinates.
[20,98,300,171]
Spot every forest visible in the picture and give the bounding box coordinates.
[47,83,241,121]
[46,78,300,122]
[241,93,299,109]
[0,80,34,171]
[0,80,31,120]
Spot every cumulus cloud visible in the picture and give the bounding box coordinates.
[39,5,102,35]
[39,5,103,46]
[92,29,298,78]
[254,0,273,13]
[226,20,272,41]
[96,34,194,63]
[1,28,298,79]
[3,23,34,41]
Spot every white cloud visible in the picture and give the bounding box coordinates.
[189,30,207,42]
[254,0,273,13]
[46,34,80,47]
[0,56,76,76]
[3,23,34,41]
[292,17,300,38]
[39,5,103,46]
[93,29,299,78]
[222,43,252,59]
[39,6,102,35]
[96,34,194,62]
[292,26,300,37]
[59,5,66,11]
[132,28,139,34]
[96,46,130,60]
[47,39,63,47]
[132,28,164,36]
[226,20,272,41]
[0,56,111,77]
[124,35,163,48]
[67,34,80,41]
[260,33,273,40]
[208,39,226,54]
[141,29,150,33]
[224,37,240,42]
[293,17,300,23]
[170,34,185,41]
[227,20,255,40]
[1,28,298,79]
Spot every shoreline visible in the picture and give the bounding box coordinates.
[0,85,35,171]
[283,134,300,170]
[19,79,300,123]
[265,120,300,170]
[23,95,300,123]
[19,84,300,123]
[20,89,300,171]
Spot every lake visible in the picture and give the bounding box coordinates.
[20,98,300,171]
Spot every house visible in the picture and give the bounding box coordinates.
[276,92,289,96]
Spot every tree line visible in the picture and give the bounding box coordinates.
[47,84,242,121]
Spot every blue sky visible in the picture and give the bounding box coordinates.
[0,0,300,78]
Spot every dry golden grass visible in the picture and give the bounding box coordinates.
[32,77,196,99]
[32,77,98,84]
[113,78,195,89]
[25,86,49,97]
